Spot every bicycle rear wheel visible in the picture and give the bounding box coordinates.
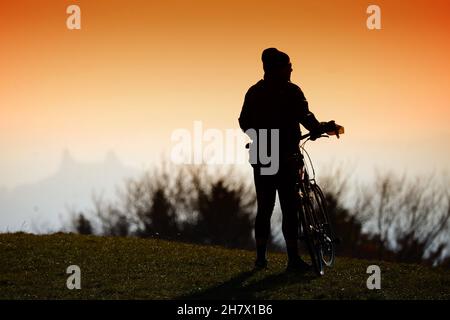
[299,187,325,276]
[311,183,336,267]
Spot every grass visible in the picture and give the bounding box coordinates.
[0,233,449,300]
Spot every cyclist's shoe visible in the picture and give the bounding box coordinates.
[286,257,311,273]
[254,258,268,270]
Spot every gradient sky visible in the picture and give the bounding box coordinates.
[1,0,450,188]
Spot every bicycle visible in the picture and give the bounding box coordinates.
[296,125,343,276]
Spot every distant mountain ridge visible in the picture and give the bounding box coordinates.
[0,150,139,232]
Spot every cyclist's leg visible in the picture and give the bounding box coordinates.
[253,167,276,264]
[277,160,302,262]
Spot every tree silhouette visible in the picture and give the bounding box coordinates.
[137,187,179,239]
[191,178,254,248]
[68,163,450,267]
[73,213,93,235]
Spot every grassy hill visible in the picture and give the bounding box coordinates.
[0,233,448,300]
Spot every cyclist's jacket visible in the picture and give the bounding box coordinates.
[239,79,320,160]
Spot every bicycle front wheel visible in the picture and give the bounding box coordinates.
[311,183,336,267]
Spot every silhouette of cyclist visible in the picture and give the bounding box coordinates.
[239,48,339,271]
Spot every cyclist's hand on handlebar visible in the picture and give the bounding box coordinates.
[310,121,344,140]
[324,120,344,138]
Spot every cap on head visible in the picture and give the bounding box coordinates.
[262,48,290,72]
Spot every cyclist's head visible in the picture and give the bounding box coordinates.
[262,48,292,82]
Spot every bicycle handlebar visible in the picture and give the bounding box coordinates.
[300,133,329,141]
[245,125,344,148]
[245,133,329,149]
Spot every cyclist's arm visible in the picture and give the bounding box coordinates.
[302,111,338,137]
[294,86,340,136]
[302,112,321,132]
[294,87,321,132]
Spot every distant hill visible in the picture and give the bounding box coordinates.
[0,233,449,299]
[0,150,139,232]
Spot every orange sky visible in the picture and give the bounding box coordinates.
[1,0,449,187]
